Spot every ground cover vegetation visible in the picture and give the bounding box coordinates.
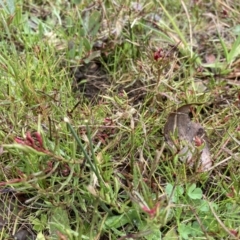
[0,0,240,239]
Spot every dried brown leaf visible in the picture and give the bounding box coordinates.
[164,105,212,172]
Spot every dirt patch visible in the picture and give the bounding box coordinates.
[71,60,149,105]
[71,61,110,101]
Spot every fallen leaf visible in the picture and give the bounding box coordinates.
[164,105,212,172]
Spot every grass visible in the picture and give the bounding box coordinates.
[0,0,240,239]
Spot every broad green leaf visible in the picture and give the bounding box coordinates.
[191,221,204,237]
[49,207,74,238]
[104,214,130,230]
[36,232,46,240]
[165,183,184,203]
[83,37,91,52]
[88,10,101,37]
[30,214,47,232]
[178,223,192,240]
[199,200,209,212]
[187,184,202,200]
[228,34,240,63]
[163,227,178,239]
[145,228,162,240]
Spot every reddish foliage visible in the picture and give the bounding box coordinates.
[154,48,163,61]
[15,132,50,154]
[229,229,238,237]
[141,202,160,218]
[194,136,204,147]
[221,9,228,17]
[61,164,71,177]
[0,178,22,186]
